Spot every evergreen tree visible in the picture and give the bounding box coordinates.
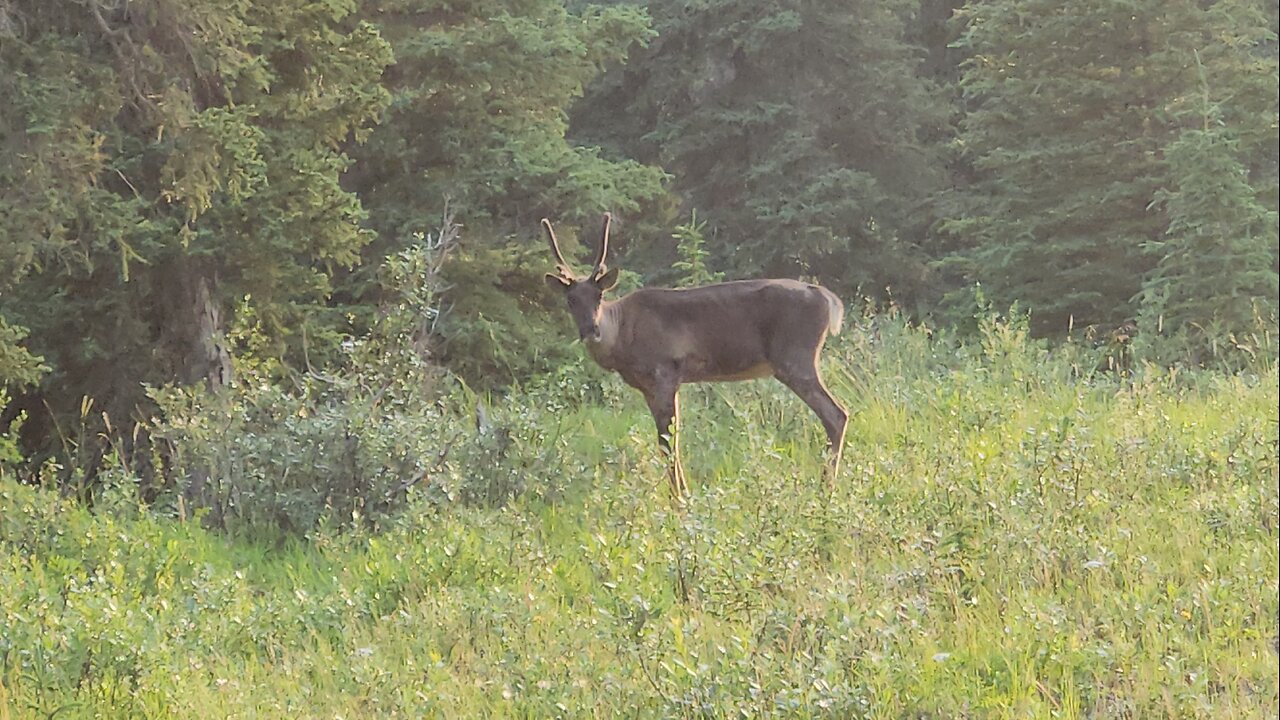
[573,0,949,299]
[943,0,1278,336]
[344,0,668,387]
[1138,97,1278,365]
[671,210,722,287]
[0,0,391,449]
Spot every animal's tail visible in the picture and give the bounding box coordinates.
[818,286,844,336]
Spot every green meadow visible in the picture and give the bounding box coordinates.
[2,317,1277,718]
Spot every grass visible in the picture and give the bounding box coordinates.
[1,317,1277,718]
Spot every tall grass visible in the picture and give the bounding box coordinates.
[2,313,1276,718]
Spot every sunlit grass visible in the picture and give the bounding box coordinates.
[2,317,1277,718]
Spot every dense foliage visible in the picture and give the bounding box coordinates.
[342,0,668,387]
[1,0,1276,457]
[941,0,1278,343]
[0,0,393,449]
[574,0,951,297]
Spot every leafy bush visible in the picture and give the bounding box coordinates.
[148,350,596,535]
[0,390,22,476]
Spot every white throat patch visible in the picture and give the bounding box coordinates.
[585,305,619,356]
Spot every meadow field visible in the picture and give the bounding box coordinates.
[2,316,1277,718]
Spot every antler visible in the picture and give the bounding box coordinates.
[542,218,573,278]
[544,213,613,280]
[591,213,611,279]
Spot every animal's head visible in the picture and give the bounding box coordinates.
[543,214,620,342]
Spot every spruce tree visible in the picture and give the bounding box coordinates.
[344,0,668,387]
[944,0,1278,337]
[1138,96,1278,365]
[573,0,949,299]
[0,0,391,448]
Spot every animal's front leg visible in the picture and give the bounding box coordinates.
[644,382,687,500]
[670,390,687,497]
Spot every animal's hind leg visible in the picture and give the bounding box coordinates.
[775,366,848,485]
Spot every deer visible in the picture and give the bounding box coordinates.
[542,213,848,497]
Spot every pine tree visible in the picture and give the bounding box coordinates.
[1138,84,1278,365]
[343,0,668,387]
[573,0,949,299]
[0,0,391,449]
[672,211,722,288]
[943,0,1278,336]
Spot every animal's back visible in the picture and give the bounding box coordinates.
[627,279,837,334]
[617,279,840,382]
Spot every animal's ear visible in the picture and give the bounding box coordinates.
[595,267,619,292]
[545,273,571,291]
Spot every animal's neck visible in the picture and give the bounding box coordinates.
[585,301,622,368]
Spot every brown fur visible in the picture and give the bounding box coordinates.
[544,217,848,497]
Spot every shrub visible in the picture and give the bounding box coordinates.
[146,225,589,534]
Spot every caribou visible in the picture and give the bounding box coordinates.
[542,214,848,497]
